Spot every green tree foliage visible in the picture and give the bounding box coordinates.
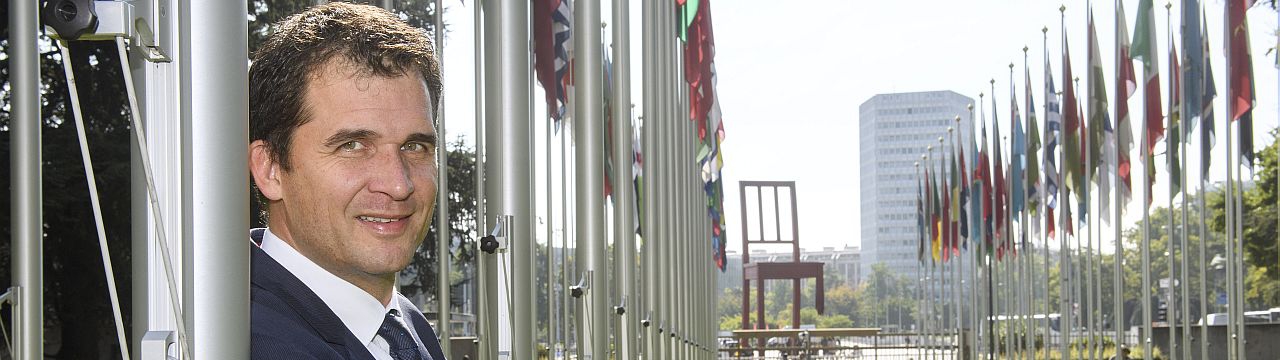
[1206,129,1280,306]
[853,263,916,330]
[1241,131,1279,305]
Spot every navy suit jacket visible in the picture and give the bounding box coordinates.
[250,229,446,359]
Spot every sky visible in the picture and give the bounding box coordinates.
[434,0,1280,255]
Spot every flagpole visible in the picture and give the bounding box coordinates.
[1039,26,1052,360]
[1012,62,1023,360]
[1023,51,1039,360]
[938,138,946,360]
[1005,132,1015,360]
[1223,4,1244,353]
[1226,3,1239,356]
[545,95,555,358]
[964,169,973,360]
[958,123,966,359]
[1083,8,1096,359]
[976,91,991,360]
[972,96,979,360]
[991,85,998,360]
[947,125,958,358]
[639,0,658,357]
[1056,9,1073,360]
[1197,11,1211,355]
[1113,1,1126,355]
[936,136,946,360]
[472,0,490,356]
[1172,2,1177,356]
[1224,57,1239,360]
[1083,35,1098,358]
[926,144,936,360]
[917,160,925,360]
[1011,61,1026,360]
[925,153,934,360]
[937,133,944,360]
[1224,2,1247,356]
[1178,7,1195,358]
[610,0,636,357]
[660,2,675,357]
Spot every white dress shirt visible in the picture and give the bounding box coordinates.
[260,228,425,360]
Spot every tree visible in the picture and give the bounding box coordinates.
[1210,129,1280,307]
[853,263,917,330]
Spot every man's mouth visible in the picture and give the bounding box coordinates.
[358,215,401,223]
[356,213,414,235]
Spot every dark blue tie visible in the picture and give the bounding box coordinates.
[378,310,429,360]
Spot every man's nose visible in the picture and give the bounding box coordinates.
[367,147,415,200]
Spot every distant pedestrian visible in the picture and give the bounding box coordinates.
[1108,345,1131,360]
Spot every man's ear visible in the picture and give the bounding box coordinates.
[249,140,284,201]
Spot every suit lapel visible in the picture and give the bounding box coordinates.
[251,231,376,360]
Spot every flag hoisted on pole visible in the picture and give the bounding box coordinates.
[1040,25,1056,360]
[1115,0,1136,351]
[1045,43,1062,240]
[1025,52,1043,231]
[950,127,962,257]
[1201,15,1219,177]
[943,144,954,263]
[1115,0,1137,211]
[1087,8,1112,219]
[1063,27,1084,215]
[1012,67,1027,220]
[1169,28,1184,199]
[1225,2,1255,355]
[919,163,928,263]
[992,80,1008,259]
[979,95,994,253]
[959,115,971,249]
[1228,0,1256,166]
[683,0,729,270]
[1168,4,1185,358]
[532,0,574,128]
[1197,9,1218,360]
[933,147,944,263]
[1132,0,1165,206]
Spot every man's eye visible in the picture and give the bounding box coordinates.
[339,141,366,151]
[402,142,431,153]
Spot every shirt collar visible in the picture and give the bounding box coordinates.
[260,228,402,344]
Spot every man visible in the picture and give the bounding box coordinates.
[247,3,445,359]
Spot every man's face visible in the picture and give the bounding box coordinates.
[260,59,437,285]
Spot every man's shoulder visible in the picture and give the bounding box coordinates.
[251,298,330,356]
[250,242,358,359]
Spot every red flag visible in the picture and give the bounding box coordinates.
[1116,2,1137,205]
[1047,206,1057,238]
[1228,0,1255,121]
[532,0,572,123]
[684,0,716,138]
[1064,189,1075,236]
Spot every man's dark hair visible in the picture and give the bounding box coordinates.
[249,2,442,171]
